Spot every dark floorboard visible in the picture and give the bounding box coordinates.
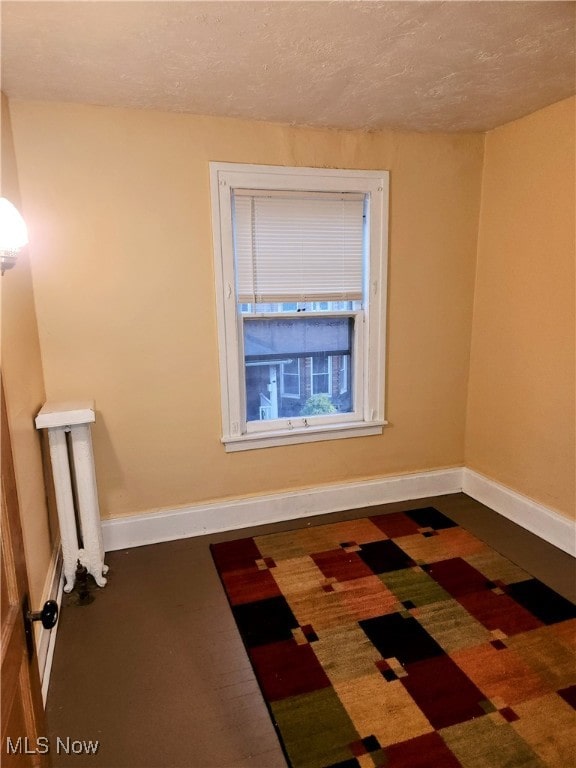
[45,493,575,768]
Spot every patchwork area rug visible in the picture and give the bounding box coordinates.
[211,507,576,768]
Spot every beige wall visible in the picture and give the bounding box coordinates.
[9,100,483,519]
[466,97,575,519]
[1,93,54,604]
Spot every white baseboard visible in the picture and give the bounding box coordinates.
[100,466,575,560]
[102,467,464,552]
[462,468,575,557]
[37,543,63,705]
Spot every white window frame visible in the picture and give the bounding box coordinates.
[210,162,389,452]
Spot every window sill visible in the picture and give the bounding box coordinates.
[222,420,386,452]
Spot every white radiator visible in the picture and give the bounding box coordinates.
[36,401,108,593]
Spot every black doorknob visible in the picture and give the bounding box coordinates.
[27,599,59,630]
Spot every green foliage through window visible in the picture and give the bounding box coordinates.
[300,394,337,416]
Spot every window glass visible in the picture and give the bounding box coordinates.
[243,317,353,420]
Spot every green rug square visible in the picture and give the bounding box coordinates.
[271,686,360,768]
[379,566,451,607]
[440,714,545,768]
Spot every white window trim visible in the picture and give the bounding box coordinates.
[210,162,389,452]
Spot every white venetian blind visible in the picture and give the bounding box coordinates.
[232,189,366,303]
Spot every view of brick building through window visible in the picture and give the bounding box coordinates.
[242,302,354,422]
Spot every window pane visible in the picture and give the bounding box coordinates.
[240,300,362,314]
[312,373,329,395]
[243,318,353,421]
[339,355,349,395]
[312,356,328,375]
[282,358,301,398]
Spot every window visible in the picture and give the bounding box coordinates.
[339,355,349,395]
[210,163,388,451]
[281,358,301,398]
[310,356,331,395]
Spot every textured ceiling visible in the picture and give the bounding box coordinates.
[1,1,575,133]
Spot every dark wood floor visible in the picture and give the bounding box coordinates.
[45,493,575,768]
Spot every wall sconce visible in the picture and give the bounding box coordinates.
[0,197,29,275]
